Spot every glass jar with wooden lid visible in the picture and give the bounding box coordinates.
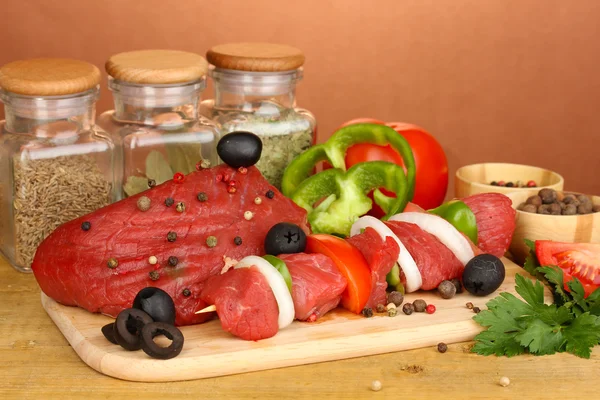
[0,58,118,272]
[97,50,219,198]
[200,43,316,190]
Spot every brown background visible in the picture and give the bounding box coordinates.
[1,0,599,197]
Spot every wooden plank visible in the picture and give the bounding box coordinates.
[40,259,546,382]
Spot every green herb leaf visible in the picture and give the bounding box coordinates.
[471,330,525,357]
[514,273,545,307]
[514,318,564,355]
[146,151,174,184]
[562,312,600,359]
[123,176,150,197]
[524,238,536,252]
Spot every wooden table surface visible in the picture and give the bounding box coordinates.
[1,256,599,399]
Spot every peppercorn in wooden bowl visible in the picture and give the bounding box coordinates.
[505,188,600,264]
[455,163,563,198]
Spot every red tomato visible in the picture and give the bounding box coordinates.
[339,120,448,214]
[535,240,600,297]
[305,234,372,313]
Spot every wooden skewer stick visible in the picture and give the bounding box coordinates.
[195,304,217,314]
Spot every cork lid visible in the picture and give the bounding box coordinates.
[206,43,305,72]
[105,50,208,84]
[0,58,101,96]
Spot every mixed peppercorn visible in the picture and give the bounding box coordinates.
[518,188,599,215]
[490,180,537,188]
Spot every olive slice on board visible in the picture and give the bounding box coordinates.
[101,322,118,345]
[132,287,176,325]
[113,308,153,351]
[140,322,184,360]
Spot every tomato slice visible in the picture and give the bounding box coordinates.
[305,234,372,313]
[535,240,600,297]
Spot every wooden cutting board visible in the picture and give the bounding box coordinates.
[41,258,540,382]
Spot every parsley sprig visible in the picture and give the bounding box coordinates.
[472,240,600,358]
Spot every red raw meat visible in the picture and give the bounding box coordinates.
[462,193,516,257]
[200,266,279,341]
[31,165,308,326]
[278,253,347,321]
[386,221,464,290]
[347,227,400,308]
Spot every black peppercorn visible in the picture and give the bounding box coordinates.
[197,192,208,202]
[233,236,243,246]
[149,271,160,281]
[168,256,178,267]
[361,307,374,318]
[437,342,448,353]
[182,288,191,297]
[413,299,427,312]
[165,197,174,207]
[473,306,481,314]
[505,182,515,188]
[81,221,91,231]
[490,181,498,186]
[438,280,457,299]
[376,304,386,313]
[387,291,404,307]
[167,231,177,242]
[148,179,156,188]
[402,303,415,315]
[265,190,275,199]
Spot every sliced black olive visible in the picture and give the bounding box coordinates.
[216,131,263,168]
[113,308,153,351]
[462,254,506,296]
[101,322,118,345]
[132,287,176,325]
[140,322,184,360]
[264,222,307,255]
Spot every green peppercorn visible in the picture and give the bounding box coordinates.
[176,202,185,213]
[165,197,174,207]
[197,192,208,202]
[167,231,177,242]
[168,256,178,266]
[182,288,191,297]
[206,236,218,248]
[233,236,242,246]
[376,304,386,313]
[149,271,160,281]
[413,299,427,312]
[361,307,374,318]
[265,190,275,199]
[81,221,91,231]
[137,196,151,212]
[107,258,118,269]
[388,307,398,317]
[402,303,414,315]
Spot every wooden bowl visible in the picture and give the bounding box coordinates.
[505,189,600,264]
[455,163,564,198]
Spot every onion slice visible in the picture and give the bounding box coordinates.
[350,216,422,293]
[389,212,475,265]
[233,256,295,329]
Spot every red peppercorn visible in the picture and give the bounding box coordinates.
[426,304,436,314]
[195,162,202,171]
[527,180,537,187]
[307,313,317,322]
[238,167,248,174]
[228,179,238,187]
[497,180,506,187]
[227,186,237,194]
[173,172,185,183]
[216,174,223,182]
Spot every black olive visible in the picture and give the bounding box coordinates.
[216,131,263,168]
[132,287,176,325]
[113,308,153,351]
[101,322,118,345]
[140,322,184,360]
[264,222,307,255]
[462,254,506,296]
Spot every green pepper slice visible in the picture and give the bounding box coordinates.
[291,161,409,236]
[386,263,401,287]
[282,123,416,201]
[262,255,293,294]
[429,200,478,244]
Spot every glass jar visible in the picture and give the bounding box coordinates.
[0,58,118,272]
[201,43,316,190]
[97,50,219,198]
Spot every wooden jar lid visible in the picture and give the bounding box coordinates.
[206,43,305,72]
[0,58,101,96]
[105,50,208,84]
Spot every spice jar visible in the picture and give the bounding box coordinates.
[0,58,118,272]
[97,50,219,198]
[201,43,316,190]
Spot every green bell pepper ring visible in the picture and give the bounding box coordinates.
[291,161,409,236]
[429,200,478,244]
[281,123,416,201]
[262,255,293,293]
